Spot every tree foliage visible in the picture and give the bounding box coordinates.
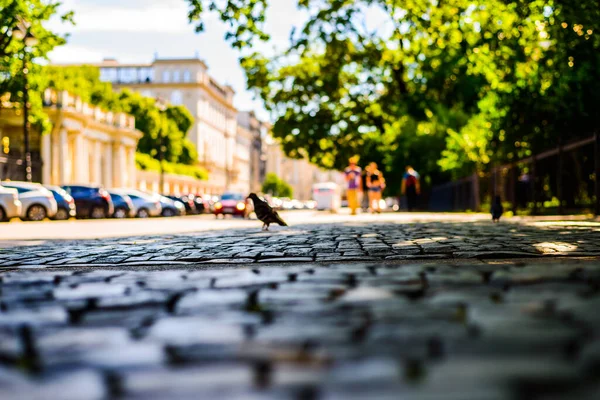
[0,0,74,133]
[187,0,600,191]
[135,152,208,181]
[262,172,293,198]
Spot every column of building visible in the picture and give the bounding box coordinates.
[127,146,136,188]
[92,140,102,185]
[41,132,51,184]
[104,142,113,188]
[73,134,88,183]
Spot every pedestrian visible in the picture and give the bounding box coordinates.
[361,168,370,212]
[366,162,385,213]
[344,156,362,215]
[401,165,420,211]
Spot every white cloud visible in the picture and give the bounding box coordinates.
[47,0,208,34]
[47,45,105,64]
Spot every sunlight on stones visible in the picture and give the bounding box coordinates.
[534,242,578,254]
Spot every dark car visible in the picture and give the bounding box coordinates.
[166,195,197,215]
[107,190,136,218]
[192,194,207,214]
[62,185,114,219]
[213,192,251,218]
[45,185,76,220]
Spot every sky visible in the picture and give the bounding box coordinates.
[46,0,391,122]
[47,0,305,121]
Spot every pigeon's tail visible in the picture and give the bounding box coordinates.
[274,213,288,226]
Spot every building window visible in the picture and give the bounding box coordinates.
[162,70,170,83]
[183,69,191,82]
[171,90,183,105]
[172,69,180,82]
[140,67,153,83]
[100,68,118,82]
[119,67,138,83]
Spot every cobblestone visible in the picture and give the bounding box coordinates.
[1,219,598,268]
[1,258,599,398]
[1,218,600,398]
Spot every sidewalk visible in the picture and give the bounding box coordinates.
[1,216,599,399]
[2,217,600,267]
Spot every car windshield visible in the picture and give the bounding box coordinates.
[2,185,31,194]
[221,193,243,201]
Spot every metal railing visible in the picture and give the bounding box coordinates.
[429,133,600,215]
[0,153,42,182]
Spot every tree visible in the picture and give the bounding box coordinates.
[1,0,74,133]
[262,173,293,198]
[185,0,600,190]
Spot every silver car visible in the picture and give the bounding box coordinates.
[1,181,58,221]
[0,185,22,221]
[158,195,186,217]
[110,189,162,218]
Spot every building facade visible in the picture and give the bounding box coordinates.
[95,57,238,194]
[0,90,142,188]
[231,119,252,194]
[238,111,268,194]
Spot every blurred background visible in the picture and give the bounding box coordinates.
[1,0,599,226]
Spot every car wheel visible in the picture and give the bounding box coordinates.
[54,208,69,220]
[0,207,5,222]
[162,208,175,217]
[90,206,106,219]
[114,208,128,219]
[137,208,150,218]
[26,204,47,221]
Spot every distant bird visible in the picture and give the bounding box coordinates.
[491,195,504,223]
[248,193,288,231]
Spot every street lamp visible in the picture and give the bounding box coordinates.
[155,98,167,194]
[12,19,38,182]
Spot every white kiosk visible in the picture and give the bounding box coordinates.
[312,182,341,212]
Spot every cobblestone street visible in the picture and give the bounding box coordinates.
[1,215,600,399]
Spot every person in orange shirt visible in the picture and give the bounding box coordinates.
[344,156,362,215]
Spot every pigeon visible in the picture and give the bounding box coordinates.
[248,193,288,231]
[491,195,504,223]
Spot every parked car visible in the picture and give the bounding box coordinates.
[191,194,211,214]
[291,199,304,210]
[111,189,162,218]
[1,181,57,221]
[62,185,114,219]
[107,190,136,218]
[213,192,251,218]
[304,200,317,210]
[270,197,283,210]
[166,195,197,215]
[45,185,76,220]
[281,198,294,210]
[158,196,186,217]
[0,185,22,221]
